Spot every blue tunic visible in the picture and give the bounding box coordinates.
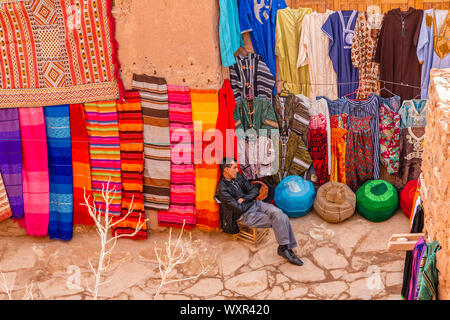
[322,10,359,98]
[219,0,244,67]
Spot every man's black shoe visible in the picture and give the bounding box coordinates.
[277,245,303,266]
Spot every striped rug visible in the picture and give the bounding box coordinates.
[18,107,50,237]
[70,104,94,225]
[84,101,122,216]
[132,74,171,211]
[44,105,74,241]
[0,172,12,222]
[191,89,220,231]
[112,91,148,239]
[158,85,196,229]
[0,108,23,219]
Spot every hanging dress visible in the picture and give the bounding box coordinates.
[379,103,401,175]
[330,114,348,183]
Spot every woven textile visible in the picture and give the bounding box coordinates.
[158,85,196,229]
[84,101,122,216]
[308,128,329,185]
[131,74,171,211]
[69,104,94,225]
[112,91,147,239]
[0,0,123,108]
[191,89,220,231]
[19,107,49,236]
[44,105,73,241]
[0,108,23,219]
[0,172,12,222]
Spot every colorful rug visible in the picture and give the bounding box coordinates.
[44,105,73,241]
[0,0,123,108]
[0,108,23,219]
[18,107,50,236]
[158,85,196,229]
[112,91,147,239]
[84,101,122,216]
[70,104,94,225]
[191,89,220,231]
[0,172,12,222]
[131,74,171,211]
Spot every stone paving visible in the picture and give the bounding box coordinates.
[0,209,409,300]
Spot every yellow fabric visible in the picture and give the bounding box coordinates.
[330,128,347,184]
[275,7,312,95]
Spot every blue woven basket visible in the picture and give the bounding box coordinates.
[274,175,316,218]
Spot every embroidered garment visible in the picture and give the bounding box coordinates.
[374,8,423,101]
[0,0,123,108]
[158,85,196,229]
[398,100,428,128]
[417,241,441,300]
[275,7,312,95]
[330,113,348,129]
[379,103,401,175]
[191,89,220,231]
[229,53,275,103]
[219,0,244,67]
[70,104,94,225]
[417,9,450,99]
[44,105,73,241]
[238,0,287,85]
[0,108,23,219]
[113,91,147,239]
[19,107,50,236]
[84,101,122,216]
[0,172,12,222]
[298,10,338,99]
[375,94,402,113]
[345,116,373,191]
[330,127,347,184]
[309,114,326,130]
[132,75,171,211]
[396,127,425,190]
[308,128,329,185]
[351,11,383,99]
[321,10,359,97]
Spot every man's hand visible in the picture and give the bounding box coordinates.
[238,198,245,204]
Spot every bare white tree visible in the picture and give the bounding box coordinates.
[0,272,34,300]
[153,220,210,300]
[82,178,147,300]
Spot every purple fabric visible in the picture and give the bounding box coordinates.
[408,237,426,300]
[0,109,23,219]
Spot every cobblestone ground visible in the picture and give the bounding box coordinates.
[0,209,409,300]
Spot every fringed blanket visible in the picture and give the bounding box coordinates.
[84,101,122,216]
[18,107,49,236]
[132,74,171,211]
[191,89,220,231]
[0,0,123,108]
[158,85,196,229]
[112,91,147,239]
[0,109,23,219]
[44,105,73,241]
[0,172,12,222]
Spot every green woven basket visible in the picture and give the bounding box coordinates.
[356,180,399,222]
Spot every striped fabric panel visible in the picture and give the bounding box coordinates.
[158,85,196,229]
[0,172,12,222]
[132,74,171,211]
[190,89,220,231]
[18,107,49,237]
[84,101,122,216]
[112,91,148,239]
[70,104,94,225]
[0,108,23,219]
[44,105,74,241]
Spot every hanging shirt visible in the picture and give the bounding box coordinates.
[321,10,359,98]
[298,10,337,99]
[417,9,450,99]
[275,7,312,95]
[229,52,275,103]
[219,0,244,67]
[398,99,428,128]
[351,11,383,99]
[317,96,350,116]
[374,8,424,101]
[238,0,287,90]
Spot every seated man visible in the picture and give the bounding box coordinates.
[215,158,303,266]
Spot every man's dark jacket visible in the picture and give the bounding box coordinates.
[215,173,259,234]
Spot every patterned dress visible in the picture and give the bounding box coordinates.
[379,103,401,175]
[330,114,348,183]
[345,116,374,191]
[308,128,329,185]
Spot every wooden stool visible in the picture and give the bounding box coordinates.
[233,221,270,248]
